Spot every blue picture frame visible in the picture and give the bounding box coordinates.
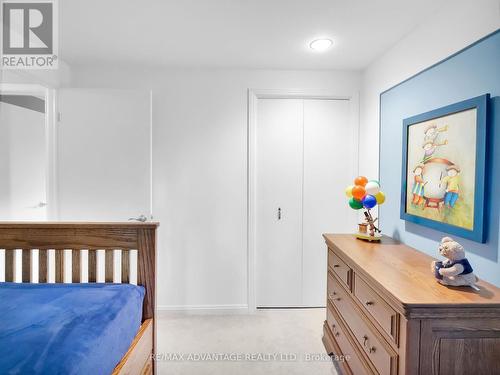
[400,94,489,243]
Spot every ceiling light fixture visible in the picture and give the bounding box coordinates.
[309,38,333,52]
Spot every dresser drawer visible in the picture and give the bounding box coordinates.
[328,271,352,321]
[328,249,351,289]
[329,273,398,374]
[327,304,370,375]
[354,273,399,343]
[346,305,397,374]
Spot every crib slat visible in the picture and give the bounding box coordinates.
[129,249,138,285]
[63,249,72,283]
[105,250,114,282]
[5,251,13,281]
[31,249,39,283]
[55,251,63,283]
[113,249,122,283]
[88,250,96,282]
[80,250,89,283]
[39,250,47,283]
[47,249,56,283]
[96,249,105,283]
[22,249,30,282]
[13,249,22,283]
[121,249,130,283]
[0,249,5,282]
[72,250,80,282]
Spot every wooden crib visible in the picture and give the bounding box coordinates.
[0,222,158,375]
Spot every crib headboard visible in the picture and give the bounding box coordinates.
[0,222,158,321]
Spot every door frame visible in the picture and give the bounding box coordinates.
[247,89,360,311]
[0,83,58,220]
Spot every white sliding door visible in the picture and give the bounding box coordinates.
[57,89,151,221]
[256,98,356,308]
[256,99,304,307]
[302,99,355,306]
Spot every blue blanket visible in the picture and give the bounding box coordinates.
[0,283,145,375]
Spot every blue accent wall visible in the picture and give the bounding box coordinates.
[380,30,500,286]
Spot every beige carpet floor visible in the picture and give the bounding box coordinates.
[156,308,340,375]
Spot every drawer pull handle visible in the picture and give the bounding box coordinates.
[334,297,341,301]
[365,301,374,306]
[369,347,376,354]
[333,264,340,268]
[363,335,368,346]
[331,324,340,337]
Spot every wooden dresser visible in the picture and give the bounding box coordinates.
[322,234,500,375]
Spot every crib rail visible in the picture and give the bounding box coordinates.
[0,248,137,284]
[0,222,158,320]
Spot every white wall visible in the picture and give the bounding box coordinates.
[0,60,72,88]
[359,0,500,180]
[69,67,361,309]
[57,89,151,222]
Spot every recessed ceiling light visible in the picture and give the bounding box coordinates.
[309,38,333,52]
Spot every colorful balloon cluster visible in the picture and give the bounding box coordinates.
[345,176,385,210]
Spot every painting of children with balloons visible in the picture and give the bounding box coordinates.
[400,95,488,243]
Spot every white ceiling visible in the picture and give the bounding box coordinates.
[61,0,455,70]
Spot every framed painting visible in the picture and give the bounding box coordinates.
[400,94,489,243]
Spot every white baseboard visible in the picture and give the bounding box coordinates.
[157,304,249,313]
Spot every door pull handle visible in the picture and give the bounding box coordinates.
[277,207,281,220]
[128,214,148,222]
[28,202,47,209]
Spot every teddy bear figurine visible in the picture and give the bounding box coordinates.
[431,237,479,290]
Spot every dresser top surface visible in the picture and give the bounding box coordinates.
[323,234,500,307]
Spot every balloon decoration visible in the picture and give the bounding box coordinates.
[362,195,377,209]
[365,181,380,196]
[345,176,386,241]
[354,176,368,187]
[351,185,366,200]
[345,185,354,198]
[349,197,363,210]
[375,191,386,205]
[345,176,386,212]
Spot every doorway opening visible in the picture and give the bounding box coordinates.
[0,84,56,221]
